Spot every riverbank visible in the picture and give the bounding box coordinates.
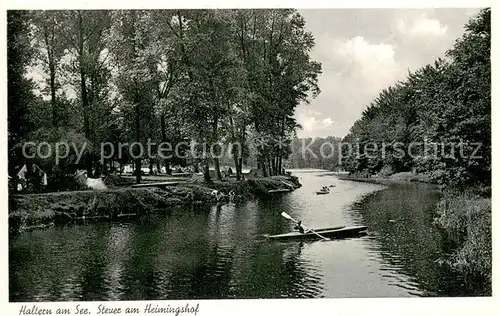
[8,175,301,234]
[337,172,491,295]
[434,188,492,295]
[336,171,432,184]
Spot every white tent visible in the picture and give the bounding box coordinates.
[75,170,107,190]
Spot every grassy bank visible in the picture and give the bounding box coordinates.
[9,175,301,234]
[434,188,492,295]
[336,171,432,183]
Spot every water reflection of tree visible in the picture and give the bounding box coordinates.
[254,195,295,235]
[353,182,472,296]
[78,224,114,300]
[102,224,133,300]
[10,197,326,301]
[279,242,325,298]
[9,225,103,301]
[226,193,326,299]
[119,211,209,300]
[227,241,325,298]
[158,199,326,299]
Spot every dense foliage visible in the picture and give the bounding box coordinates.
[8,11,37,174]
[286,137,343,170]
[436,187,491,294]
[7,9,321,186]
[341,9,490,190]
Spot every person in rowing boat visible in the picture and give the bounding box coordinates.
[294,220,305,234]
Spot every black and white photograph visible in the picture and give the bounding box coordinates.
[3,2,494,315]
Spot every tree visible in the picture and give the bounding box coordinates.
[32,10,66,127]
[108,10,158,184]
[8,10,36,173]
[233,9,321,176]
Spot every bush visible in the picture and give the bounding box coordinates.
[105,174,135,187]
[435,189,491,293]
[378,164,395,177]
[46,172,87,192]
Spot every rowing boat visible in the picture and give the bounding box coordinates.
[265,225,367,241]
[316,190,329,195]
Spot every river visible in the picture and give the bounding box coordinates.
[9,169,468,301]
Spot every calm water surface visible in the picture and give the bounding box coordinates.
[9,170,466,301]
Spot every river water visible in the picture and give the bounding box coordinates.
[9,170,468,301]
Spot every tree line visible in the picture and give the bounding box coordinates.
[8,9,321,187]
[341,9,490,190]
[285,137,343,170]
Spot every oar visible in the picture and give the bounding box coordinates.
[280,212,331,241]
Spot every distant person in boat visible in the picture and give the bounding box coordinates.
[294,221,305,234]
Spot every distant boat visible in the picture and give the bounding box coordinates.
[316,188,330,195]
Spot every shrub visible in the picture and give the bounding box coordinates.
[435,189,491,293]
[378,164,395,177]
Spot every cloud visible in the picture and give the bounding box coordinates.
[333,36,400,95]
[397,16,448,37]
[321,118,334,127]
[336,36,395,63]
[296,35,402,138]
[296,108,336,137]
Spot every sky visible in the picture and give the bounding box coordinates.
[294,8,482,138]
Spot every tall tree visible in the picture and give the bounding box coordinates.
[8,11,36,173]
[237,9,321,176]
[60,10,111,176]
[32,10,66,127]
[109,10,157,184]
